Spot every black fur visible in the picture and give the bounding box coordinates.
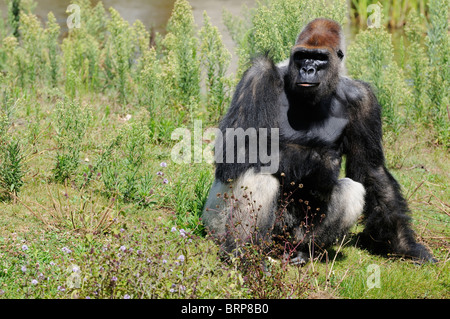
[205,20,435,263]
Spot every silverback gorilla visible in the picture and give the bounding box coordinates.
[202,18,435,264]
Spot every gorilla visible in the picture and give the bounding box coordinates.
[202,18,435,264]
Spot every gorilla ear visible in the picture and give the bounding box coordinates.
[337,49,344,60]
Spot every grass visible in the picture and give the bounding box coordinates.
[0,0,448,299]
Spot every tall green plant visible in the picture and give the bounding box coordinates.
[53,100,91,183]
[45,12,60,88]
[425,0,449,146]
[199,12,233,121]
[62,1,106,96]
[105,8,134,103]
[347,25,410,130]
[163,0,201,115]
[404,12,429,121]
[0,139,24,200]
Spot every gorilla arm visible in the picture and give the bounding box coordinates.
[204,56,285,255]
[342,79,435,262]
[215,56,284,183]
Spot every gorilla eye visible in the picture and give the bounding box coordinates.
[316,53,328,61]
[337,49,344,60]
[293,51,328,63]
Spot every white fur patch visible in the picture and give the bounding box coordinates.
[331,178,366,227]
[276,58,290,69]
[202,169,280,238]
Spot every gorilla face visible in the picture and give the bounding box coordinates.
[286,46,341,103]
[292,47,330,89]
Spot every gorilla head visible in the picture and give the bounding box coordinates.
[286,18,345,102]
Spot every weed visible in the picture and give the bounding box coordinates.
[52,99,91,183]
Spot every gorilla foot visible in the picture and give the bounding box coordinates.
[358,232,437,264]
[402,243,437,264]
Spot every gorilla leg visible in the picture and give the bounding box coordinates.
[288,178,365,264]
[202,169,280,257]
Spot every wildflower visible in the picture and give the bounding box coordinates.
[50,261,56,266]
[162,259,167,264]
[156,171,163,176]
[163,178,169,184]
[179,229,187,237]
[178,255,185,263]
[21,266,27,273]
[124,294,131,299]
[160,162,167,167]
[21,244,29,251]
[111,276,118,282]
[72,265,80,273]
[171,226,177,232]
[57,286,65,292]
[61,247,72,254]
[170,288,175,293]
[119,245,126,252]
[31,279,38,285]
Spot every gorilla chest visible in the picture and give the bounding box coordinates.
[278,93,348,148]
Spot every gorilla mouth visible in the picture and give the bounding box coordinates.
[297,82,320,87]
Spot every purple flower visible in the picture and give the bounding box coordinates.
[21,266,27,273]
[119,245,126,252]
[31,279,38,285]
[21,244,29,251]
[179,229,186,237]
[124,294,131,299]
[111,276,118,282]
[157,171,163,176]
[160,162,167,167]
[178,255,185,263]
[163,178,169,184]
[171,226,177,232]
[61,247,72,254]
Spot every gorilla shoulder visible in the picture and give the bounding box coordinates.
[337,76,380,114]
[241,56,284,90]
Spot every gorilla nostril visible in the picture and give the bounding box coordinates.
[307,68,315,75]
